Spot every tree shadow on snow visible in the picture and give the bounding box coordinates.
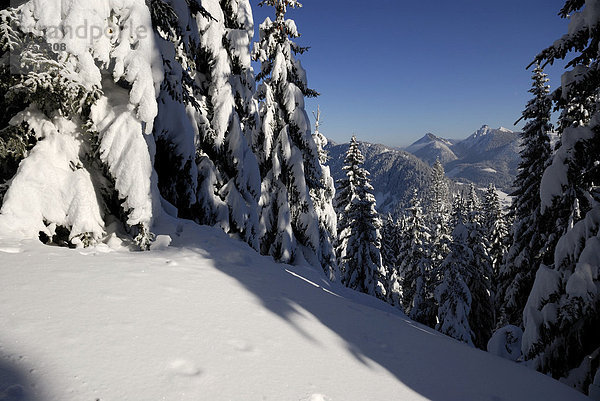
[0,353,43,401]
[167,223,560,401]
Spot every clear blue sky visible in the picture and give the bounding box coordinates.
[252,0,569,147]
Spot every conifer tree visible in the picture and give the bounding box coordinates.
[428,159,451,217]
[382,213,402,307]
[435,194,474,346]
[497,65,553,328]
[221,0,260,143]
[464,184,494,349]
[426,159,452,299]
[482,184,507,276]
[191,0,262,248]
[252,0,325,265]
[309,106,338,280]
[149,0,262,249]
[334,137,362,263]
[381,213,399,271]
[481,183,508,316]
[0,2,163,249]
[522,2,600,394]
[399,189,435,325]
[335,136,386,298]
[151,0,201,218]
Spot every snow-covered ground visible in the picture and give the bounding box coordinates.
[0,219,587,401]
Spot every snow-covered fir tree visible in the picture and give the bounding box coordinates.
[191,0,262,248]
[150,0,201,220]
[334,136,361,265]
[464,184,494,349]
[148,0,263,250]
[497,65,553,328]
[482,184,507,276]
[309,106,338,280]
[426,159,452,302]
[335,136,386,298]
[522,2,600,395]
[398,189,435,326]
[556,82,596,133]
[427,159,451,217]
[435,194,474,346]
[381,213,399,272]
[252,0,327,266]
[481,183,508,319]
[382,213,403,306]
[0,1,163,249]
[221,0,260,143]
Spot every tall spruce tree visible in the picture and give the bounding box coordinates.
[435,194,474,346]
[481,183,508,319]
[426,159,452,301]
[497,65,553,328]
[335,136,386,298]
[149,0,262,249]
[252,0,326,266]
[522,2,600,395]
[192,0,262,248]
[382,213,403,307]
[334,137,361,267]
[464,184,494,349]
[381,213,399,270]
[399,189,435,325]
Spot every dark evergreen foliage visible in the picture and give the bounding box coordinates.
[498,65,553,328]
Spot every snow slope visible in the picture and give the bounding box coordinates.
[0,219,587,401]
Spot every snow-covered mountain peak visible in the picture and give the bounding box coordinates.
[404,133,458,166]
[471,125,514,139]
[424,132,440,141]
[460,125,518,150]
[473,124,493,138]
[407,133,453,151]
[401,124,521,191]
[406,133,436,148]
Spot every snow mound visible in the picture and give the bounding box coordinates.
[488,325,523,362]
[150,235,172,251]
[1,107,104,243]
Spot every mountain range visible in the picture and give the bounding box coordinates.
[326,125,520,214]
[405,125,521,192]
[326,141,442,215]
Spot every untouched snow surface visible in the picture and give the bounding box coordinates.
[0,219,588,401]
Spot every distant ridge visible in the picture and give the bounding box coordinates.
[405,125,520,192]
[325,141,437,214]
[405,133,458,165]
[325,125,519,215]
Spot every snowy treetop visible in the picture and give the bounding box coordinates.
[16,0,163,132]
